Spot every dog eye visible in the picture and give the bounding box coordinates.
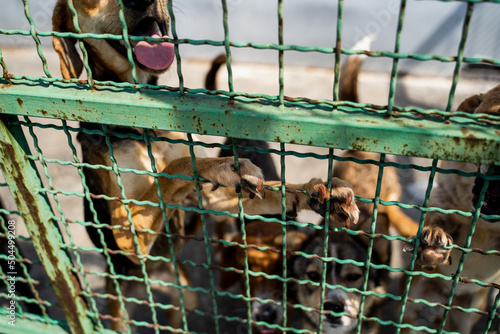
[346,273,362,282]
[306,271,321,282]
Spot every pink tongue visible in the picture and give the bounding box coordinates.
[132,34,175,71]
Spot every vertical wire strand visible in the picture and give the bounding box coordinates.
[437,164,493,332]
[23,117,102,328]
[483,288,500,333]
[356,153,386,333]
[445,3,474,112]
[0,212,48,318]
[63,122,129,332]
[58,120,105,330]
[102,124,158,332]
[317,148,335,334]
[221,0,235,95]
[0,46,11,84]
[230,139,252,333]
[21,0,52,78]
[387,0,407,116]
[141,131,186,334]
[333,0,344,104]
[279,142,288,329]
[186,133,221,334]
[66,0,94,88]
[394,159,439,334]
[167,0,184,96]
[278,0,284,106]
[114,0,140,84]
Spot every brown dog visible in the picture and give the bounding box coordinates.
[52,1,360,331]
[401,84,500,333]
[219,221,309,334]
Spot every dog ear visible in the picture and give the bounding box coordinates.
[457,94,483,114]
[52,0,83,79]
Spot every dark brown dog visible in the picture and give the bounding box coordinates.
[401,84,500,333]
[52,1,360,331]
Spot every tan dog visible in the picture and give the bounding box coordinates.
[219,221,309,334]
[52,1,360,331]
[401,84,500,333]
[333,150,419,239]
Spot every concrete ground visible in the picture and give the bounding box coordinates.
[0,46,499,333]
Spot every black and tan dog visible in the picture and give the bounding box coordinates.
[52,0,360,331]
[291,227,391,334]
[401,84,500,333]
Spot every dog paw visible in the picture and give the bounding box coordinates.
[200,157,265,199]
[303,177,360,228]
[403,226,453,271]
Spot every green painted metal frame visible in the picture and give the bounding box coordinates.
[0,80,498,165]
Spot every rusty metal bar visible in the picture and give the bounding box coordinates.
[0,115,97,334]
[0,81,498,165]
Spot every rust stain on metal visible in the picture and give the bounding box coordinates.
[0,143,88,333]
[16,98,23,109]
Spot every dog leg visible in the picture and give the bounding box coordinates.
[203,177,360,227]
[162,263,198,329]
[107,272,146,333]
[403,226,453,270]
[383,204,419,238]
[109,157,265,262]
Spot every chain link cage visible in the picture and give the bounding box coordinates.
[0,0,499,334]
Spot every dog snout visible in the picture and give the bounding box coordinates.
[324,301,345,321]
[255,303,278,324]
[122,0,155,11]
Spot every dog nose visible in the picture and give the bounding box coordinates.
[122,0,154,11]
[255,304,277,323]
[324,301,344,320]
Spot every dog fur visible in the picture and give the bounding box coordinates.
[52,1,360,331]
[291,227,391,334]
[401,84,500,333]
[219,221,309,334]
[333,150,419,239]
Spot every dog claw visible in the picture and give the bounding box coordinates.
[211,182,221,191]
[313,184,330,204]
[402,226,453,270]
[305,178,360,228]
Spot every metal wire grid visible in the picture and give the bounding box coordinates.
[0,195,51,318]
[0,0,498,333]
[1,117,499,333]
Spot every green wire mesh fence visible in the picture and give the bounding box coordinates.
[0,0,499,333]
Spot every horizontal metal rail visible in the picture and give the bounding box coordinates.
[0,79,498,165]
